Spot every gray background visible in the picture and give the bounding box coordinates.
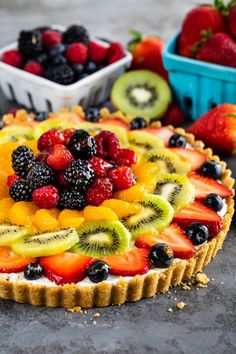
[0,1,235,353]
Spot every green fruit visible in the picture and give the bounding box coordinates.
[127,130,164,154]
[154,173,195,211]
[122,194,174,238]
[144,148,190,174]
[11,228,78,257]
[0,225,28,246]
[70,221,131,258]
[111,70,171,120]
[0,125,34,143]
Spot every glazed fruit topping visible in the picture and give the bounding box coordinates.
[205,193,224,212]
[0,246,36,273]
[199,161,223,180]
[87,260,110,283]
[149,243,174,268]
[33,185,59,209]
[67,129,97,159]
[24,262,44,280]
[47,144,74,170]
[169,148,207,171]
[7,174,20,187]
[12,145,36,178]
[186,222,209,246]
[37,129,65,151]
[85,177,113,206]
[168,133,187,148]
[95,130,120,160]
[64,159,95,191]
[9,179,33,202]
[85,107,101,122]
[115,148,136,166]
[88,157,112,177]
[130,117,147,130]
[108,166,134,191]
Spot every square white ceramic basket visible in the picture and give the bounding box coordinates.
[0,26,132,112]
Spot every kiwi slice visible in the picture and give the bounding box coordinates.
[121,194,174,238]
[11,228,78,257]
[127,130,164,154]
[0,125,34,143]
[154,173,195,211]
[70,221,131,258]
[111,70,171,120]
[0,225,28,246]
[144,148,190,174]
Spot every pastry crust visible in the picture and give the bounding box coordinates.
[0,121,234,308]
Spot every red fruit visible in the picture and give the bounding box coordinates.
[47,144,74,170]
[96,119,130,131]
[169,148,207,171]
[85,177,113,206]
[7,174,20,187]
[135,224,195,260]
[129,31,168,80]
[162,103,185,127]
[24,61,44,76]
[63,128,76,144]
[227,2,236,40]
[8,108,17,116]
[88,41,108,63]
[2,49,23,68]
[173,201,223,238]
[88,157,112,177]
[55,171,70,188]
[187,104,236,155]
[37,148,52,163]
[33,185,59,209]
[40,252,93,285]
[107,42,125,64]
[0,246,36,273]
[95,130,120,160]
[66,42,88,64]
[189,172,233,201]
[108,166,134,191]
[42,29,62,49]
[178,4,226,58]
[115,149,136,166]
[102,248,150,276]
[37,129,65,151]
[142,126,174,146]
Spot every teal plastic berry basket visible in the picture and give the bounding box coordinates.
[163,32,236,121]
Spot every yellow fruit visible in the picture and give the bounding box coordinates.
[83,206,118,221]
[9,202,38,226]
[0,198,15,223]
[130,148,144,165]
[34,209,59,232]
[102,199,143,218]
[132,162,159,193]
[113,184,146,202]
[0,171,9,198]
[58,209,84,228]
[0,142,19,175]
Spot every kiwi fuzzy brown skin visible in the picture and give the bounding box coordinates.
[0,225,28,246]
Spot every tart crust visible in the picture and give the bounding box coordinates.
[0,122,234,308]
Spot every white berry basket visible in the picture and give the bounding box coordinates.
[0,25,132,112]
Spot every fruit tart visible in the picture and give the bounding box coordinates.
[0,107,234,308]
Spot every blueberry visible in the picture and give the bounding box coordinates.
[130,117,147,130]
[205,193,224,212]
[200,161,222,180]
[169,133,187,148]
[36,53,48,65]
[86,61,97,74]
[35,111,48,122]
[149,243,174,268]
[87,260,110,283]
[52,55,67,65]
[85,107,101,122]
[24,262,44,280]
[49,44,66,59]
[186,222,209,246]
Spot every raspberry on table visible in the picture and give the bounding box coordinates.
[37,129,65,151]
[24,61,44,76]
[42,30,62,49]
[88,157,112,177]
[108,166,134,191]
[57,189,86,210]
[107,42,125,64]
[63,25,90,45]
[88,41,108,64]
[85,177,113,206]
[27,163,54,190]
[64,159,94,191]
[9,179,33,202]
[44,63,74,85]
[12,145,36,178]
[2,49,23,68]
[95,130,120,160]
[67,129,97,159]
[47,144,74,170]
[115,149,136,166]
[18,30,43,57]
[66,42,88,64]
[33,185,59,209]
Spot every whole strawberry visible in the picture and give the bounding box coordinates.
[162,103,185,127]
[197,32,236,68]
[178,2,226,58]
[187,104,236,155]
[128,30,168,80]
[227,1,236,39]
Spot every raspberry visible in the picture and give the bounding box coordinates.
[33,185,59,209]
[95,130,120,160]
[64,159,94,191]
[88,41,108,63]
[47,144,74,170]
[63,128,76,144]
[12,145,36,178]
[7,174,20,187]
[55,171,70,188]
[58,189,86,210]
[9,179,33,202]
[67,129,97,159]
[42,30,62,49]
[107,42,125,64]
[2,50,23,68]
[37,129,65,151]
[18,30,43,57]
[85,177,113,206]
[162,103,185,127]
[88,157,112,177]
[115,149,136,166]
[66,42,88,64]
[108,166,134,191]
[24,61,44,76]
[63,25,90,45]
[27,163,54,190]
[44,63,74,85]
[37,149,52,163]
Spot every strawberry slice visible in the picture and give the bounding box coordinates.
[97,119,130,131]
[135,224,195,259]
[102,248,150,276]
[0,246,36,273]
[173,201,223,237]
[40,252,93,285]
[169,148,207,170]
[189,172,233,200]
[142,127,174,146]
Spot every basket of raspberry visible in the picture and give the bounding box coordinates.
[0,25,132,112]
[163,0,236,121]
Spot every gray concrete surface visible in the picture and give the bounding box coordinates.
[0,1,235,353]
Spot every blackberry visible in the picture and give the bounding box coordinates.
[44,64,74,85]
[9,179,33,202]
[63,25,89,45]
[64,159,94,191]
[27,163,54,190]
[18,30,43,57]
[57,189,86,210]
[12,146,36,178]
[67,129,97,159]
[85,107,101,122]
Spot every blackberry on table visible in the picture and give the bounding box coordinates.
[12,146,36,178]
[63,25,90,45]
[57,189,86,210]
[44,63,74,85]
[9,179,33,202]
[27,163,54,190]
[67,129,97,158]
[64,159,94,191]
[18,30,43,57]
